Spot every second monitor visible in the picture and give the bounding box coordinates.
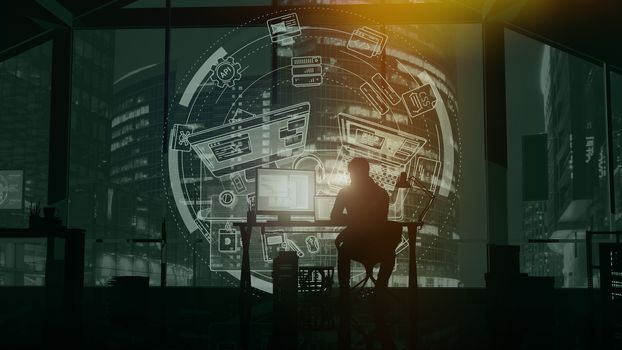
[256,168,315,221]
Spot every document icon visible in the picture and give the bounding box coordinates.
[402,84,437,119]
[347,26,388,58]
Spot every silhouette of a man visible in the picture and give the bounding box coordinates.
[331,157,396,291]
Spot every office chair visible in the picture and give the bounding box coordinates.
[338,222,402,349]
[345,221,402,294]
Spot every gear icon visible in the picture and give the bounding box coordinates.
[210,56,242,89]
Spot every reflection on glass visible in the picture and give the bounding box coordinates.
[611,71,622,223]
[0,42,52,228]
[69,30,198,286]
[0,240,47,286]
[506,30,609,288]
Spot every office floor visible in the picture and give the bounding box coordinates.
[0,287,604,349]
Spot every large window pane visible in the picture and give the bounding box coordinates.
[612,70,622,222]
[168,13,485,289]
[0,239,47,286]
[506,30,610,288]
[0,42,52,228]
[69,29,197,286]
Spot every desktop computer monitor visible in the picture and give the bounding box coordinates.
[256,168,315,219]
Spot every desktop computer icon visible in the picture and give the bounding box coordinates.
[187,102,310,178]
[329,113,427,193]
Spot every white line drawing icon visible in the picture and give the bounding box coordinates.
[218,190,236,208]
[209,56,242,89]
[305,235,320,254]
[402,83,437,119]
[229,108,255,123]
[347,26,388,58]
[371,73,401,105]
[329,113,427,194]
[360,82,389,115]
[414,156,442,192]
[291,56,323,87]
[261,230,286,262]
[170,124,194,152]
[218,229,238,253]
[267,13,301,45]
[187,102,311,177]
[286,239,305,258]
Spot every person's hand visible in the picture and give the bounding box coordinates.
[335,235,343,249]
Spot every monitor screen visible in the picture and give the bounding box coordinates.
[256,168,315,214]
[0,170,23,210]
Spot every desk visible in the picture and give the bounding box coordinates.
[233,220,422,349]
[0,226,85,345]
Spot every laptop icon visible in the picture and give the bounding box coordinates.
[187,102,310,178]
[329,113,427,193]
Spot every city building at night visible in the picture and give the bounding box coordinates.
[1,1,621,348]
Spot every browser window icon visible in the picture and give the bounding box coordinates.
[347,26,388,58]
[266,13,301,44]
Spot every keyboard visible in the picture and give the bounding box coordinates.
[369,162,401,192]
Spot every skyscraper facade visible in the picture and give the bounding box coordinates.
[539,45,609,287]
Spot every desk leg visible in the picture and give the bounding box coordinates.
[239,224,251,350]
[408,225,418,349]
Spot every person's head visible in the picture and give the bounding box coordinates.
[347,157,369,184]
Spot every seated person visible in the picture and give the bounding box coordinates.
[331,157,400,292]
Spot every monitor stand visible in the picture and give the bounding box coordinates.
[277,213,291,222]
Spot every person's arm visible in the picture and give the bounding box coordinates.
[332,191,348,248]
[330,190,348,224]
[380,190,389,220]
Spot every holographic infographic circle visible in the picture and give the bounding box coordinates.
[164,8,462,292]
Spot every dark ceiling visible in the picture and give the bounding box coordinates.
[1,0,622,68]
